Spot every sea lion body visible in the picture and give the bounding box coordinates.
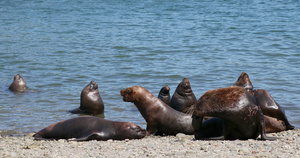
[33,116,146,141]
[70,81,104,115]
[157,85,171,106]
[250,89,294,130]
[170,78,197,113]
[234,72,294,131]
[193,86,276,140]
[9,74,27,92]
[120,85,194,135]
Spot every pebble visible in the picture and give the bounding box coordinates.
[0,129,299,158]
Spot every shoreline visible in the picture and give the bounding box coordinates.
[0,129,299,158]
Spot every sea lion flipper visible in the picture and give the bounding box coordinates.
[260,133,278,141]
[259,117,278,141]
[73,132,107,141]
[260,124,278,141]
[69,108,84,114]
[33,133,55,141]
[286,124,295,130]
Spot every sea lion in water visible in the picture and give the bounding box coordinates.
[69,81,104,115]
[9,74,27,92]
[170,78,197,114]
[33,116,146,141]
[192,86,276,140]
[234,72,294,131]
[120,85,194,135]
[157,85,171,106]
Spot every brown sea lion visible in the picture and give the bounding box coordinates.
[9,74,27,92]
[69,81,104,115]
[192,86,276,140]
[33,116,146,141]
[170,78,197,114]
[120,85,194,135]
[157,85,171,106]
[264,115,286,133]
[234,72,294,131]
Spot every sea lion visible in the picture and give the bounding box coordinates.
[250,89,294,130]
[33,116,146,141]
[69,81,104,115]
[192,86,276,140]
[170,78,197,114]
[120,85,194,135]
[264,115,286,133]
[9,74,27,92]
[157,85,171,106]
[234,72,294,131]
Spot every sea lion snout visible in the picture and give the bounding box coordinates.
[234,72,253,90]
[88,81,98,90]
[131,125,146,134]
[14,74,22,80]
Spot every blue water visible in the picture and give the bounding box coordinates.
[1,0,300,135]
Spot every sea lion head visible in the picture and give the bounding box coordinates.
[120,86,142,102]
[234,72,253,90]
[176,78,192,95]
[81,81,100,103]
[118,122,147,139]
[159,85,170,95]
[87,81,98,91]
[9,74,27,92]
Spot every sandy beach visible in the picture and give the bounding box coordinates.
[0,129,299,158]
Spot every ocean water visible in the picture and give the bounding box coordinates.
[0,0,299,135]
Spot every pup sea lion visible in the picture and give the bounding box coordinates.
[192,86,276,140]
[157,85,171,106]
[264,115,286,133]
[33,116,146,141]
[234,72,294,131]
[69,81,104,115]
[170,78,197,114]
[120,85,194,135]
[9,74,27,92]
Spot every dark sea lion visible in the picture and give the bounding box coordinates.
[192,86,276,140]
[170,78,197,114]
[234,72,294,131]
[157,85,171,106]
[33,116,146,141]
[9,74,27,92]
[250,89,295,130]
[69,81,104,115]
[120,85,194,135]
